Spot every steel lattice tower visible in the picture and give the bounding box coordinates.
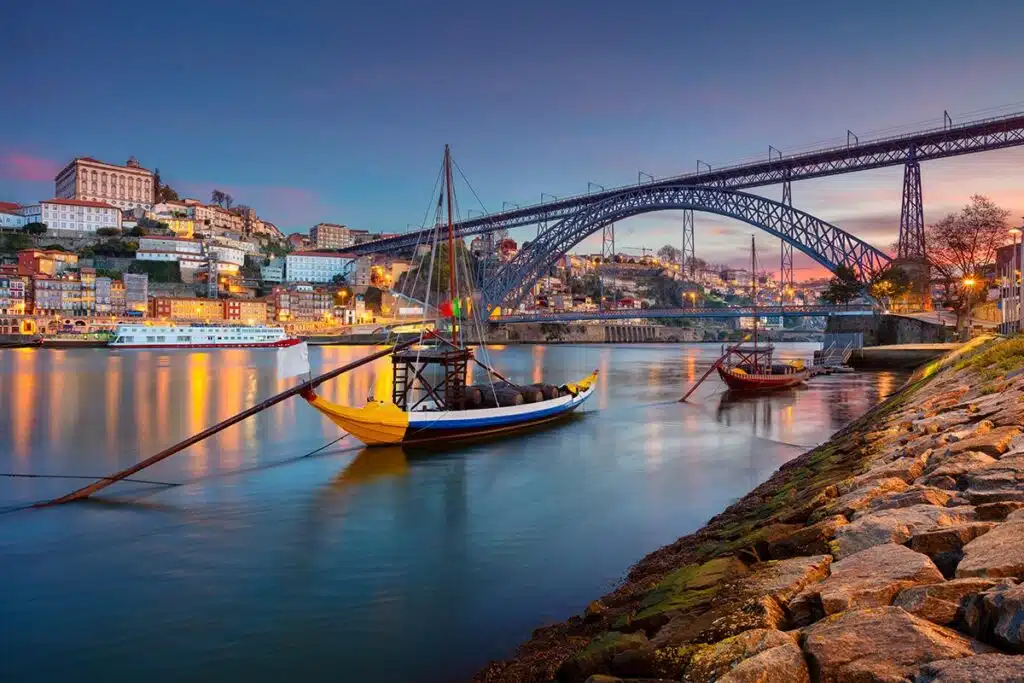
[898,149,926,260]
[779,177,794,303]
[681,209,695,278]
[599,223,615,309]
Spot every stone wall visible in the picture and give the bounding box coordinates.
[826,313,951,346]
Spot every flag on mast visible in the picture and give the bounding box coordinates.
[277,341,310,379]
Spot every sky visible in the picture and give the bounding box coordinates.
[3,0,1024,277]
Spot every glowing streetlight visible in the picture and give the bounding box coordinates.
[963,278,977,288]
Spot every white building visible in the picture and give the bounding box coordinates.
[0,211,26,229]
[261,258,284,283]
[136,236,206,270]
[207,244,245,268]
[209,234,259,255]
[285,251,354,283]
[39,199,121,233]
[54,156,154,211]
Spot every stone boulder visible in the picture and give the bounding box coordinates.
[893,578,1001,626]
[857,486,954,514]
[624,556,749,633]
[651,556,831,647]
[918,452,998,490]
[787,585,825,629]
[963,581,1024,653]
[909,523,999,578]
[817,543,943,615]
[847,453,929,490]
[558,632,649,682]
[716,641,808,682]
[801,607,995,683]
[835,505,977,558]
[956,517,1024,580]
[975,501,1024,521]
[944,426,1022,458]
[914,653,1024,682]
[683,629,795,682]
[758,515,848,560]
[913,410,974,436]
[827,478,910,520]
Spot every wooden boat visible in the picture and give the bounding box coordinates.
[711,237,809,393]
[301,145,598,447]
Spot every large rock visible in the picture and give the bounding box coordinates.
[918,452,998,490]
[913,410,974,436]
[759,515,848,560]
[956,518,1024,580]
[828,478,910,520]
[835,505,977,558]
[558,632,649,682]
[857,486,954,514]
[963,581,1024,653]
[788,585,825,629]
[944,426,1022,458]
[716,641,809,683]
[975,501,1024,521]
[909,523,999,578]
[683,629,793,682]
[625,556,749,633]
[848,453,929,489]
[801,607,995,683]
[893,578,1001,626]
[652,556,831,647]
[818,543,943,615]
[914,653,1024,682]
[963,453,1024,491]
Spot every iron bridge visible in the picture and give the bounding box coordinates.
[351,111,1024,255]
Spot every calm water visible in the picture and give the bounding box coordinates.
[0,343,904,683]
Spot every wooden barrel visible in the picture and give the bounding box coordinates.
[479,387,525,408]
[530,383,559,400]
[463,386,483,407]
[519,387,544,403]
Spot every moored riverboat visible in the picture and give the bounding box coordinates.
[108,323,300,349]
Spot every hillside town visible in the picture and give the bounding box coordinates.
[0,154,840,342]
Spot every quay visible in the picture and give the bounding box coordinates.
[848,343,962,369]
[474,335,1024,682]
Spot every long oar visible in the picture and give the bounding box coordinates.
[680,335,750,402]
[38,340,417,507]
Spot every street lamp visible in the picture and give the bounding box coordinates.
[1011,227,1022,333]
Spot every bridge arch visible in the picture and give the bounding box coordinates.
[481,185,891,308]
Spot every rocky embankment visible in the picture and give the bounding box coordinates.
[474,336,1024,683]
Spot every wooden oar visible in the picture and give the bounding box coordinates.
[680,335,751,402]
[38,340,417,506]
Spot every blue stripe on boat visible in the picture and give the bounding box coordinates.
[410,392,590,430]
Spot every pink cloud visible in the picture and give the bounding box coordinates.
[0,153,60,183]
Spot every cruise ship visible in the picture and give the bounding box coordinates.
[108,323,300,349]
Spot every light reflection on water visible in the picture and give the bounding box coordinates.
[0,343,905,683]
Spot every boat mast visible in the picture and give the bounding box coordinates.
[751,235,758,371]
[444,144,459,347]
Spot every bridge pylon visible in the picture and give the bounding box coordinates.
[681,209,695,278]
[779,174,795,303]
[896,146,931,310]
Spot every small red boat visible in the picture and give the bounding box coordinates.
[716,345,809,391]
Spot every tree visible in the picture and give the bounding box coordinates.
[158,184,180,202]
[331,273,348,285]
[658,244,681,264]
[3,233,32,251]
[96,227,120,237]
[211,189,226,207]
[24,222,47,235]
[820,265,863,305]
[870,265,913,310]
[363,286,384,313]
[127,226,146,237]
[927,195,1010,318]
[223,193,234,209]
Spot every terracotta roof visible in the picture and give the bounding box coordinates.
[42,198,118,209]
[0,201,20,212]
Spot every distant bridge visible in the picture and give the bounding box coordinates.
[495,304,874,323]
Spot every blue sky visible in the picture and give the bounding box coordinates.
[3,0,1024,274]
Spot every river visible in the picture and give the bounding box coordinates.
[0,343,904,683]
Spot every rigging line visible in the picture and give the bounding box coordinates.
[451,157,492,217]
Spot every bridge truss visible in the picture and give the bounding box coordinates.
[479,186,891,309]
[496,304,873,324]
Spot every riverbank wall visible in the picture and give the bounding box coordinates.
[474,335,1024,682]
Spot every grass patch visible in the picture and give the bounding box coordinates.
[957,336,1024,381]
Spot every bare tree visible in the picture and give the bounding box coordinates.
[211,189,226,207]
[224,193,234,209]
[927,194,1010,321]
